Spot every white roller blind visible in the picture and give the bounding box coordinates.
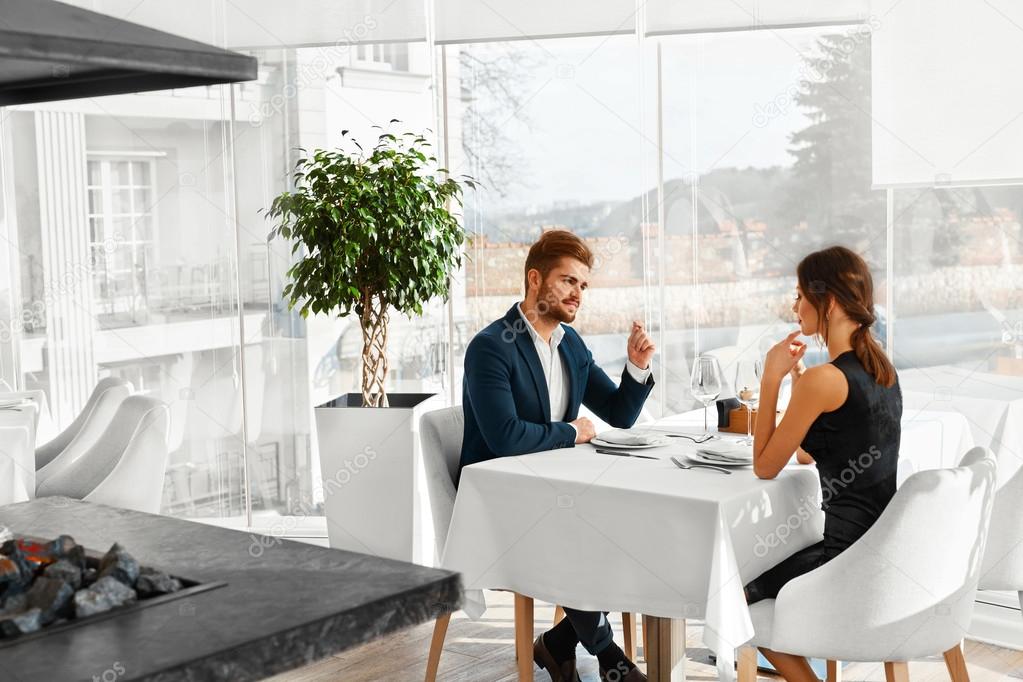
[434,0,636,45]
[645,0,868,35]
[78,0,426,48]
[872,0,1023,187]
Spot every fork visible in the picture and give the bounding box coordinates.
[663,433,715,444]
[670,456,732,475]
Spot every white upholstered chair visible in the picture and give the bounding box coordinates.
[35,377,132,482]
[977,456,1023,610]
[36,395,170,514]
[738,446,998,682]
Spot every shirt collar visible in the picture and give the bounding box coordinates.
[517,303,565,349]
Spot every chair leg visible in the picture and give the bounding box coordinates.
[737,645,758,682]
[622,612,636,661]
[424,613,450,682]
[884,661,909,682]
[641,615,649,662]
[827,659,842,682]
[943,642,970,682]
[553,604,565,626]
[514,593,535,682]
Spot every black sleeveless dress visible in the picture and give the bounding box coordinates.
[745,350,903,603]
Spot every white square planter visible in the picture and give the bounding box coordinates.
[314,392,439,563]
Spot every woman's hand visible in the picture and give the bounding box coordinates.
[790,357,807,384]
[763,330,807,383]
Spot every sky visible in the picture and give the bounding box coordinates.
[469,27,831,212]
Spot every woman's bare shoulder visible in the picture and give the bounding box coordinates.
[795,363,848,410]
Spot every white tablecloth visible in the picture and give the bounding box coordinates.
[444,420,822,681]
[898,409,975,484]
[0,402,38,505]
[443,409,976,681]
[900,365,1023,485]
[0,389,55,444]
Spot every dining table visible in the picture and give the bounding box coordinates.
[0,397,39,505]
[899,364,1023,485]
[442,407,976,682]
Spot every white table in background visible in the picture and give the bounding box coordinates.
[444,408,976,682]
[900,365,1023,484]
[0,401,39,505]
[897,408,975,483]
[0,389,55,444]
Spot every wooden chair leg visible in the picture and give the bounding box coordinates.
[424,613,451,682]
[622,612,636,661]
[737,645,758,682]
[553,604,565,626]
[641,615,649,662]
[827,659,842,682]
[514,593,535,682]
[943,642,970,682]
[884,661,909,682]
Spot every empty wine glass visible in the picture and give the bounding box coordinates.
[690,355,724,434]
[733,359,763,445]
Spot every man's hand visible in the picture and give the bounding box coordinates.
[570,417,595,444]
[627,321,655,369]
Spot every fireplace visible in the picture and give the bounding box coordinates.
[0,533,225,645]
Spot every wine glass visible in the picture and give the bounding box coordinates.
[733,359,763,445]
[690,355,724,434]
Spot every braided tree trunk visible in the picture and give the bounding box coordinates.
[360,291,389,407]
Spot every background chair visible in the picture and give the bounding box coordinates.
[738,446,998,682]
[35,395,170,514]
[420,406,638,682]
[977,458,1023,612]
[34,377,132,475]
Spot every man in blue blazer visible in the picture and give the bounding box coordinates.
[460,230,654,682]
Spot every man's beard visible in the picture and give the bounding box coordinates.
[538,282,577,323]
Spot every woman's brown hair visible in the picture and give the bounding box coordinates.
[796,246,897,387]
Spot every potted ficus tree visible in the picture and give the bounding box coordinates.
[266,126,475,562]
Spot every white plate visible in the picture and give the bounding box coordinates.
[591,438,668,450]
[686,451,752,467]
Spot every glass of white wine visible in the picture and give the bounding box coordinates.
[690,355,724,434]
[733,359,763,445]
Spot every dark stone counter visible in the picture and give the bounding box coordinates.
[0,498,461,681]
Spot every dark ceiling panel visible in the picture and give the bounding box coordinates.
[0,0,257,105]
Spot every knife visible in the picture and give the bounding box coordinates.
[594,448,660,460]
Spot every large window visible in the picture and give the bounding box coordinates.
[1,4,1019,583]
[454,35,656,417]
[657,26,884,412]
[87,156,158,323]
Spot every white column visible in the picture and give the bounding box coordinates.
[34,110,96,427]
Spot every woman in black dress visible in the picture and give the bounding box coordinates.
[746,246,902,682]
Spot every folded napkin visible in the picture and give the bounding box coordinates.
[697,440,754,461]
[594,428,669,447]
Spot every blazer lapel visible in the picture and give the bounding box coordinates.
[504,305,552,423]
[557,331,579,419]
